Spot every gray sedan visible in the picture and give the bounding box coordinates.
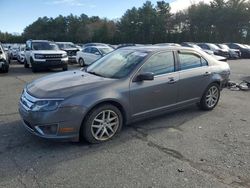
[19,46,230,143]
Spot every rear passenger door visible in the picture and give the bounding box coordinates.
[177,51,211,104]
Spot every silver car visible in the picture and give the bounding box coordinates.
[19,46,230,143]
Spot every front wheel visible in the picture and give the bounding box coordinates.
[62,65,68,71]
[199,83,220,111]
[81,104,123,144]
[24,60,30,68]
[79,58,85,67]
[1,64,9,73]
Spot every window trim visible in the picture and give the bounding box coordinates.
[139,51,176,76]
[176,50,208,71]
[131,50,177,83]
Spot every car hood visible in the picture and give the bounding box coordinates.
[26,70,114,98]
[32,50,66,54]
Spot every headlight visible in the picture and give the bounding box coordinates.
[31,100,63,112]
[34,54,44,59]
[62,53,67,58]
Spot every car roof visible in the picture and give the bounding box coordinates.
[118,46,195,52]
[28,40,51,43]
[56,42,74,44]
[85,46,112,49]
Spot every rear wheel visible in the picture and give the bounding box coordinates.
[79,58,85,67]
[81,104,123,144]
[199,83,220,111]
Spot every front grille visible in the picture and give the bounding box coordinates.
[44,54,62,59]
[67,50,77,56]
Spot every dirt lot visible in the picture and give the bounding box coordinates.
[0,60,249,188]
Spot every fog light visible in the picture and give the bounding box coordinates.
[36,124,58,135]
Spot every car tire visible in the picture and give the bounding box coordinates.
[24,60,30,68]
[81,104,123,144]
[1,64,9,73]
[79,58,85,67]
[199,83,220,111]
[62,65,68,71]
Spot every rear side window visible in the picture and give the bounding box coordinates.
[179,53,206,70]
[141,52,175,76]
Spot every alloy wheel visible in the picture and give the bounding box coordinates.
[91,110,119,141]
[206,86,219,108]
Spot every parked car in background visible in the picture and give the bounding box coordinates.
[216,44,241,59]
[83,43,113,48]
[17,45,26,64]
[19,46,230,143]
[226,43,250,58]
[56,42,79,63]
[9,46,19,60]
[76,45,114,66]
[181,42,227,62]
[0,43,9,73]
[154,43,181,47]
[24,40,68,72]
[181,42,214,54]
[198,43,229,58]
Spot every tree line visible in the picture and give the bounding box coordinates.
[1,0,250,44]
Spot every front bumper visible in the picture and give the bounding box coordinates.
[68,56,77,63]
[19,102,86,141]
[33,58,68,69]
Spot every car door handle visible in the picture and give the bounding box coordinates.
[203,72,212,76]
[168,77,177,84]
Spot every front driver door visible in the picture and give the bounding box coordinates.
[130,51,179,119]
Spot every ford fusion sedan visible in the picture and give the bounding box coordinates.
[19,46,230,143]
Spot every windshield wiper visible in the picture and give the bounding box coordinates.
[87,71,104,77]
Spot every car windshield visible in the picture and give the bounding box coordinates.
[219,44,229,50]
[236,44,246,48]
[209,44,220,50]
[58,43,76,49]
[32,42,59,50]
[86,49,149,79]
[192,44,202,50]
[99,48,113,55]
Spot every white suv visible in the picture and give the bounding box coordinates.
[24,40,68,72]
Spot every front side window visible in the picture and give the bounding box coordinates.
[140,52,175,76]
[179,53,205,70]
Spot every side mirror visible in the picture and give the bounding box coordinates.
[135,72,154,82]
[95,52,101,56]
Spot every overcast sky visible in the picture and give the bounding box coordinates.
[0,0,212,34]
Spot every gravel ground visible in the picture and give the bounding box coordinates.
[0,60,249,188]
